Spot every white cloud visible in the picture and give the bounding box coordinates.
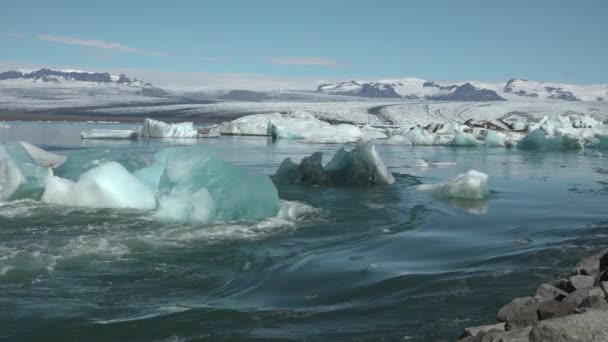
[264,56,341,68]
[35,34,167,57]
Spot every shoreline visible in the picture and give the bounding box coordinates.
[458,248,608,341]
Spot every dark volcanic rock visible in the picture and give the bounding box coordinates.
[359,83,402,98]
[0,70,23,80]
[530,309,608,342]
[23,68,112,83]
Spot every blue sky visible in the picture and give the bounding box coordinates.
[1,0,607,85]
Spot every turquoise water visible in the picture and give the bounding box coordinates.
[1,122,608,341]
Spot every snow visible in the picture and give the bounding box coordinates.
[81,129,139,139]
[417,170,490,200]
[140,118,198,138]
[42,162,157,210]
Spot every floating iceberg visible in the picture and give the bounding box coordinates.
[140,146,280,222]
[219,112,288,136]
[140,118,198,138]
[0,142,63,201]
[450,131,483,147]
[42,162,157,210]
[81,129,139,139]
[417,170,490,200]
[518,129,583,150]
[484,130,506,148]
[273,143,394,186]
[403,127,440,145]
[0,122,9,129]
[384,135,412,145]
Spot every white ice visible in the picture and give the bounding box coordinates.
[42,162,157,210]
[417,170,490,200]
[81,129,139,139]
[140,118,198,138]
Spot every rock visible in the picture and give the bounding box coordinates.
[530,309,608,342]
[601,281,608,296]
[504,303,539,330]
[549,278,572,293]
[563,287,605,307]
[579,295,608,310]
[569,275,596,291]
[497,297,542,324]
[536,299,576,320]
[479,327,532,342]
[461,322,506,339]
[572,248,608,276]
[535,283,568,300]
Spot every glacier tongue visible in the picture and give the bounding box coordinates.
[273,143,395,186]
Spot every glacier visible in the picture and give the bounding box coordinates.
[273,143,395,186]
[417,170,490,200]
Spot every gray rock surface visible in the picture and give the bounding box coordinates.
[536,299,576,320]
[569,275,596,291]
[563,287,605,307]
[572,248,608,276]
[461,322,506,338]
[535,283,568,300]
[479,326,532,342]
[579,295,608,310]
[497,297,542,323]
[530,309,608,342]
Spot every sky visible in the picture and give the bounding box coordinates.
[1,0,607,88]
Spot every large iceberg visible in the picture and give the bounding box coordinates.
[139,146,280,222]
[417,170,490,200]
[273,143,395,186]
[140,118,198,138]
[42,162,157,210]
[81,129,139,139]
[450,131,483,147]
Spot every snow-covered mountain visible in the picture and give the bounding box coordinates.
[503,78,607,102]
[0,68,151,88]
[317,78,608,102]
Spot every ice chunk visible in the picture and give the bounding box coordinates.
[141,146,280,222]
[81,129,139,139]
[270,119,369,144]
[41,162,157,210]
[412,159,430,167]
[417,170,490,200]
[197,125,221,138]
[403,127,439,145]
[518,129,583,150]
[384,135,412,145]
[220,112,286,136]
[140,118,198,138]
[451,131,483,147]
[273,143,394,186]
[484,130,506,148]
[0,142,53,201]
[0,122,9,129]
[18,141,67,168]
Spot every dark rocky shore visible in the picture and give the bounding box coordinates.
[459,248,608,341]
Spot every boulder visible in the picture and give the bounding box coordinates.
[479,326,532,342]
[535,283,568,300]
[530,309,608,342]
[549,278,572,293]
[563,287,605,307]
[497,297,542,324]
[536,300,576,320]
[579,295,608,310]
[569,275,596,291]
[601,281,608,296]
[504,303,540,330]
[461,322,506,339]
[572,248,608,276]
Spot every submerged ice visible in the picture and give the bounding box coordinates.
[273,143,395,186]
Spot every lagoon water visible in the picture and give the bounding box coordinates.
[1,121,608,341]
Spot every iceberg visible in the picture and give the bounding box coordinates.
[0,142,58,201]
[140,118,198,138]
[273,143,395,186]
[140,146,280,222]
[417,170,490,200]
[81,129,139,139]
[403,127,439,145]
[384,135,412,145]
[219,112,287,136]
[41,162,157,210]
[0,122,9,129]
[484,130,506,148]
[450,131,483,147]
[518,129,583,150]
